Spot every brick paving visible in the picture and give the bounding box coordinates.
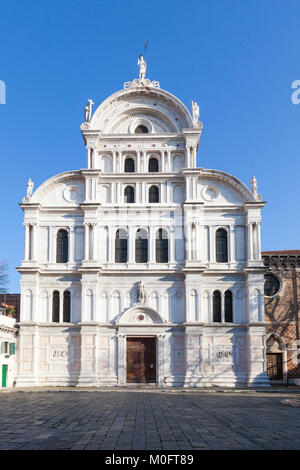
[0,391,300,450]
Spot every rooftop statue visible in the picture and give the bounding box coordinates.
[192,100,200,126]
[26,178,34,198]
[138,54,147,81]
[84,98,94,123]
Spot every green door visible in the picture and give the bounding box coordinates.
[2,365,7,387]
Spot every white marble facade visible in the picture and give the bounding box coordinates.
[16,60,270,387]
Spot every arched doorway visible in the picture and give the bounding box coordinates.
[266,334,286,383]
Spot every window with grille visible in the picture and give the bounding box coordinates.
[56,229,68,263]
[213,291,221,322]
[124,186,134,203]
[135,229,148,263]
[115,229,128,263]
[125,158,135,172]
[156,228,168,263]
[148,158,158,172]
[264,273,280,297]
[52,291,60,322]
[149,185,159,203]
[216,228,228,263]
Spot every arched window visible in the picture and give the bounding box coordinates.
[225,290,233,322]
[124,186,134,203]
[216,228,228,263]
[149,185,159,203]
[135,229,148,263]
[115,229,128,263]
[156,228,168,263]
[52,291,60,322]
[135,125,148,134]
[213,291,221,322]
[63,291,71,322]
[124,157,135,173]
[148,157,159,172]
[56,229,69,263]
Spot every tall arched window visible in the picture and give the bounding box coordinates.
[115,229,128,263]
[63,291,71,322]
[52,291,60,322]
[149,185,159,203]
[124,186,134,203]
[148,157,159,172]
[56,229,69,263]
[225,290,233,322]
[216,228,228,263]
[135,229,148,263]
[213,291,221,322]
[124,157,135,173]
[156,228,168,263]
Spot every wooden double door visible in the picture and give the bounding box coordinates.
[127,337,156,384]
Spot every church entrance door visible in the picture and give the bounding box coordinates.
[126,337,156,384]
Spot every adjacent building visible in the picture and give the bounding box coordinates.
[263,250,300,384]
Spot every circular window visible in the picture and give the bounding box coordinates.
[264,273,281,297]
[137,314,145,321]
[135,125,149,134]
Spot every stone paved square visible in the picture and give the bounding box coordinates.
[0,391,300,450]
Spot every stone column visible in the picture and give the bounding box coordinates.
[59,291,63,323]
[167,151,171,172]
[169,226,175,263]
[69,226,75,263]
[157,334,165,385]
[84,223,90,261]
[137,151,141,173]
[31,223,37,261]
[247,223,253,260]
[24,223,30,261]
[229,226,235,263]
[117,334,126,385]
[112,150,116,173]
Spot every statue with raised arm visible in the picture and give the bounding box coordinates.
[26,178,34,198]
[84,98,94,122]
[137,280,146,304]
[192,100,200,125]
[138,54,147,81]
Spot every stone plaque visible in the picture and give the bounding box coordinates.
[212,345,233,363]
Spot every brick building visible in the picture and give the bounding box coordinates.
[263,250,300,384]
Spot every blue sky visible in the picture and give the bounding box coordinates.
[0,0,299,292]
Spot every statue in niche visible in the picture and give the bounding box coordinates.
[138,55,147,81]
[137,280,146,304]
[84,98,94,122]
[26,178,34,198]
[191,100,199,124]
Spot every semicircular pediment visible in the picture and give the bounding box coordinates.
[89,87,193,133]
[115,306,164,324]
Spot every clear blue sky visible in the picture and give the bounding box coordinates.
[0,0,299,292]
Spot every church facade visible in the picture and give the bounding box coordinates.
[16,59,270,387]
